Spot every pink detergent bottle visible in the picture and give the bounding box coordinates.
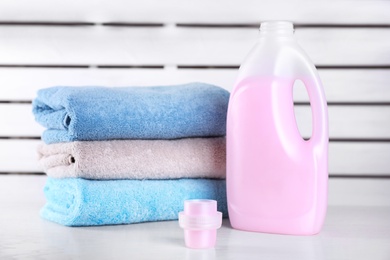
[227,21,328,235]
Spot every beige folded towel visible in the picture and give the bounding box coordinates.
[38,138,226,179]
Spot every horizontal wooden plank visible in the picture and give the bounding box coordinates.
[0,27,388,66]
[0,68,389,103]
[2,103,390,139]
[0,68,237,100]
[0,104,44,136]
[294,106,390,140]
[1,140,389,175]
[0,140,41,172]
[0,0,389,24]
[317,69,390,103]
[328,179,390,206]
[329,142,390,176]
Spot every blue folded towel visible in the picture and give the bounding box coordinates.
[32,83,229,144]
[41,177,227,226]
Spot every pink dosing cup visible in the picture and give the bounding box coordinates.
[178,200,223,249]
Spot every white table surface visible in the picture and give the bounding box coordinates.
[1,175,389,260]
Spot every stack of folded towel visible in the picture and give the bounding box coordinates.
[33,83,229,226]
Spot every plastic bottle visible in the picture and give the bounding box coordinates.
[226,21,328,235]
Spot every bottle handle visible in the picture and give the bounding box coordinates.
[298,62,329,146]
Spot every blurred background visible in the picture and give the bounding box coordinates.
[0,0,389,205]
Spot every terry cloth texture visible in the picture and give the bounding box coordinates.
[32,83,229,144]
[37,138,226,180]
[41,177,227,226]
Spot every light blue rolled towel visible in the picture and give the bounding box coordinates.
[41,177,227,226]
[32,83,229,144]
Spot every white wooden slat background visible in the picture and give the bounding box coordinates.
[0,27,389,65]
[0,0,389,24]
[1,69,390,102]
[0,0,389,204]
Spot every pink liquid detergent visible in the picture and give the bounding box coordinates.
[227,22,328,235]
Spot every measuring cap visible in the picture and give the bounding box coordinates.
[178,199,222,249]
